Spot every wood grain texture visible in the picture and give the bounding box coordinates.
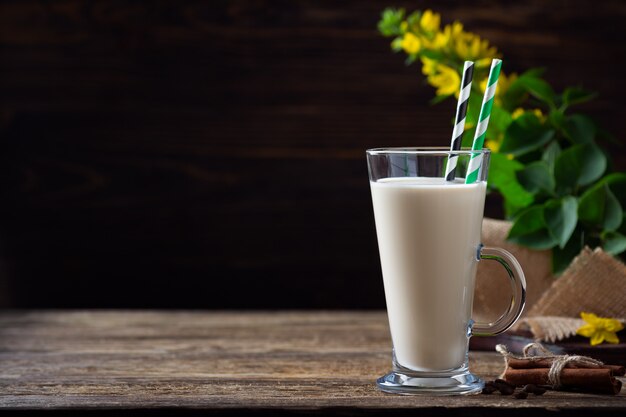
[0,311,624,415]
[0,1,625,308]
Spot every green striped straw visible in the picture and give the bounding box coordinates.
[465,58,502,184]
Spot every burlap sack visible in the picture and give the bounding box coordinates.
[475,221,626,341]
[517,316,584,342]
[526,246,626,319]
[517,247,626,341]
[474,218,555,323]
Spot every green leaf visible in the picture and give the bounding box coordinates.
[513,73,556,106]
[542,141,561,174]
[499,113,555,156]
[390,37,403,51]
[488,106,513,136]
[522,68,547,78]
[461,126,476,149]
[503,68,546,108]
[603,186,622,231]
[548,110,566,131]
[552,227,584,274]
[378,8,405,36]
[602,231,626,255]
[516,161,555,194]
[406,11,422,31]
[405,54,418,65]
[420,49,444,61]
[503,198,523,219]
[601,173,626,208]
[488,153,534,213]
[578,183,622,231]
[429,93,451,104]
[562,87,598,108]
[544,197,578,248]
[507,206,558,250]
[554,143,607,193]
[563,114,595,144]
[465,88,484,127]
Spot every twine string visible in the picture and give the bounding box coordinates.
[496,342,604,388]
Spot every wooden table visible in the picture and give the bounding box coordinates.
[0,311,624,415]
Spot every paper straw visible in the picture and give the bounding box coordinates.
[465,59,502,184]
[465,58,502,184]
[445,61,474,181]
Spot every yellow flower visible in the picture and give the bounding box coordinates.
[427,64,461,97]
[480,39,498,59]
[450,21,464,37]
[420,10,440,33]
[485,139,501,153]
[429,22,462,49]
[400,32,421,54]
[433,31,449,48]
[511,107,544,121]
[420,57,438,76]
[452,27,498,61]
[511,108,525,120]
[576,312,624,346]
[422,30,449,50]
[479,78,487,93]
[454,33,481,60]
[476,57,493,68]
[486,132,505,153]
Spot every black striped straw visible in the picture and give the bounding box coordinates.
[445,61,474,181]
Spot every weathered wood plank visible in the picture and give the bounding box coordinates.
[0,311,624,415]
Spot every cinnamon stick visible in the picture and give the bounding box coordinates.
[503,367,622,395]
[507,357,625,375]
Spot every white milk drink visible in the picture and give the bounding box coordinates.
[370,177,487,371]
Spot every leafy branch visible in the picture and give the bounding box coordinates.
[378,8,624,272]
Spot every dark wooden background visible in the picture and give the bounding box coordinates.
[0,0,624,308]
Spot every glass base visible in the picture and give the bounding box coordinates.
[376,367,484,395]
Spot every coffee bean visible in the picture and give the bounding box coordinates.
[498,385,515,395]
[493,379,516,395]
[494,379,516,388]
[523,384,547,395]
[481,381,548,399]
[514,391,529,399]
[481,385,497,394]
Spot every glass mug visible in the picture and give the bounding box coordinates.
[367,147,526,395]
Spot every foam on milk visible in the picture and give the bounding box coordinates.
[370,177,486,371]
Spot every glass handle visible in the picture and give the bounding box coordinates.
[472,246,527,336]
